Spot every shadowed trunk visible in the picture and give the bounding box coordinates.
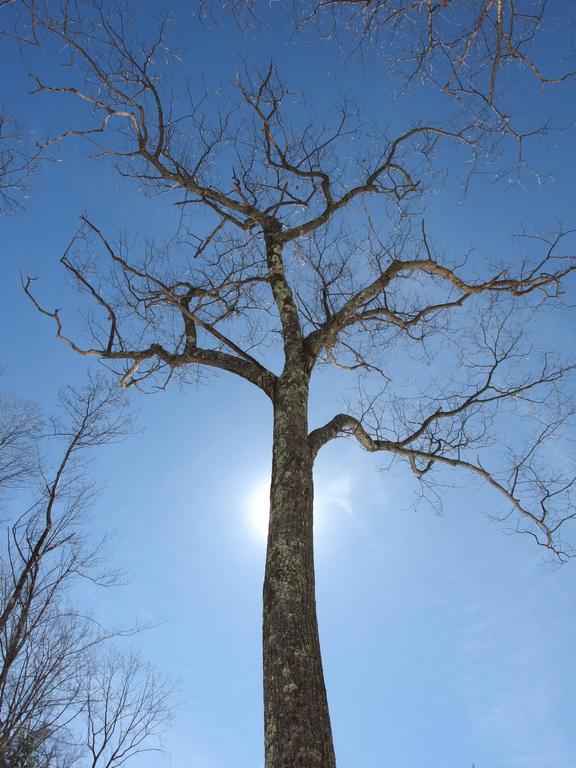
[263,366,336,768]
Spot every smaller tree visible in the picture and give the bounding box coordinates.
[0,110,39,215]
[84,651,172,768]
[0,378,172,767]
[0,390,41,491]
[0,0,44,215]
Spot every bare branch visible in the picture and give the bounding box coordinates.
[288,1,575,122]
[309,410,575,561]
[22,240,277,397]
[307,225,576,358]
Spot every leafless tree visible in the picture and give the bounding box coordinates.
[21,3,576,767]
[83,650,172,768]
[209,0,576,133]
[0,378,172,767]
[0,111,40,215]
[0,1,43,215]
[0,393,41,493]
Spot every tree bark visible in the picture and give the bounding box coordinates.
[263,365,337,768]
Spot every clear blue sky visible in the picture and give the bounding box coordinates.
[2,3,576,767]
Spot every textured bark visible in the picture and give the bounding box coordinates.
[263,367,336,768]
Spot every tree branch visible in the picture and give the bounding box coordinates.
[309,411,575,560]
[307,228,576,357]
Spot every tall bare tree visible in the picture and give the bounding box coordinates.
[22,3,576,766]
[0,379,172,767]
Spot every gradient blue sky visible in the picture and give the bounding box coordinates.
[2,3,576,767]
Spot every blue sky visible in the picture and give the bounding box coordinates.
[2,2,576,767]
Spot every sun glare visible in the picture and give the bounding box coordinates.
[245,473,354,540]
[247,481,271,539]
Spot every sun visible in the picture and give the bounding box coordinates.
[245,471,354,541]
[246,481,270,539]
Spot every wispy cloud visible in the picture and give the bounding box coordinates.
[456,587,574,768]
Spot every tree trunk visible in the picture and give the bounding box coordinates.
[263,366,337,768]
